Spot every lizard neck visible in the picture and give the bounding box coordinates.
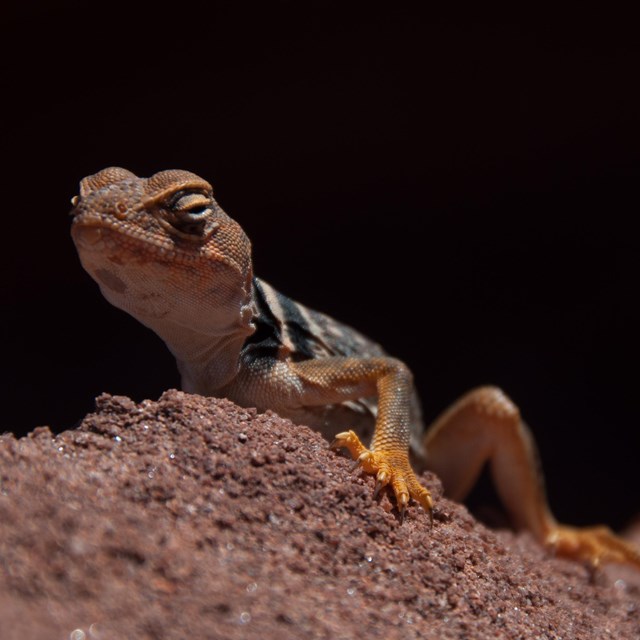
[147,296,257,394]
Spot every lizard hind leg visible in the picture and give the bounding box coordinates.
[423,385,640,569]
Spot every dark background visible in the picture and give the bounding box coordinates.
[2,4,639,529]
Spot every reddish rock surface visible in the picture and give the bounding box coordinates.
[0,390,638,640]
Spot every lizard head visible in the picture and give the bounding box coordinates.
[70,167,255,341]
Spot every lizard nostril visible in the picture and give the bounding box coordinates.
[114,202,128,219]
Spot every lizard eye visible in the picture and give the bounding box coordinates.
[163,190,218,239]
[170,192,212,216]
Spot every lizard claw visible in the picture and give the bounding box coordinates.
[331,430,433,520]
[373,471,389,499]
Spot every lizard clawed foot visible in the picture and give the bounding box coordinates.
[545,524,640,570]
[330,430,433,521]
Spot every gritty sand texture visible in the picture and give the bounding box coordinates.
[0,390,639,640]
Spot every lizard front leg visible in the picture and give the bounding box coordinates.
[240,356,433,519]
[423,386,640,569]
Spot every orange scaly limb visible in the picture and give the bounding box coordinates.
[422,386,640,569]
[286,356,433,520]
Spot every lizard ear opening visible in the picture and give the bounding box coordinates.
[79,167,138,197]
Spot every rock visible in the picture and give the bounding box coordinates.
[0,390,638,639]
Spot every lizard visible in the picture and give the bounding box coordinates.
[70,166,640,570]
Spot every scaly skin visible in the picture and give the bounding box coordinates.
[71,167,640,571]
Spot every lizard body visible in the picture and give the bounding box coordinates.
[71,167,640,570]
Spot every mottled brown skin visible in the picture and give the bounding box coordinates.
[71,167,640,569]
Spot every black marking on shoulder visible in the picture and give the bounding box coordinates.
[274,290,320,361]
[241,279,282,363]
[246,277,387,363]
